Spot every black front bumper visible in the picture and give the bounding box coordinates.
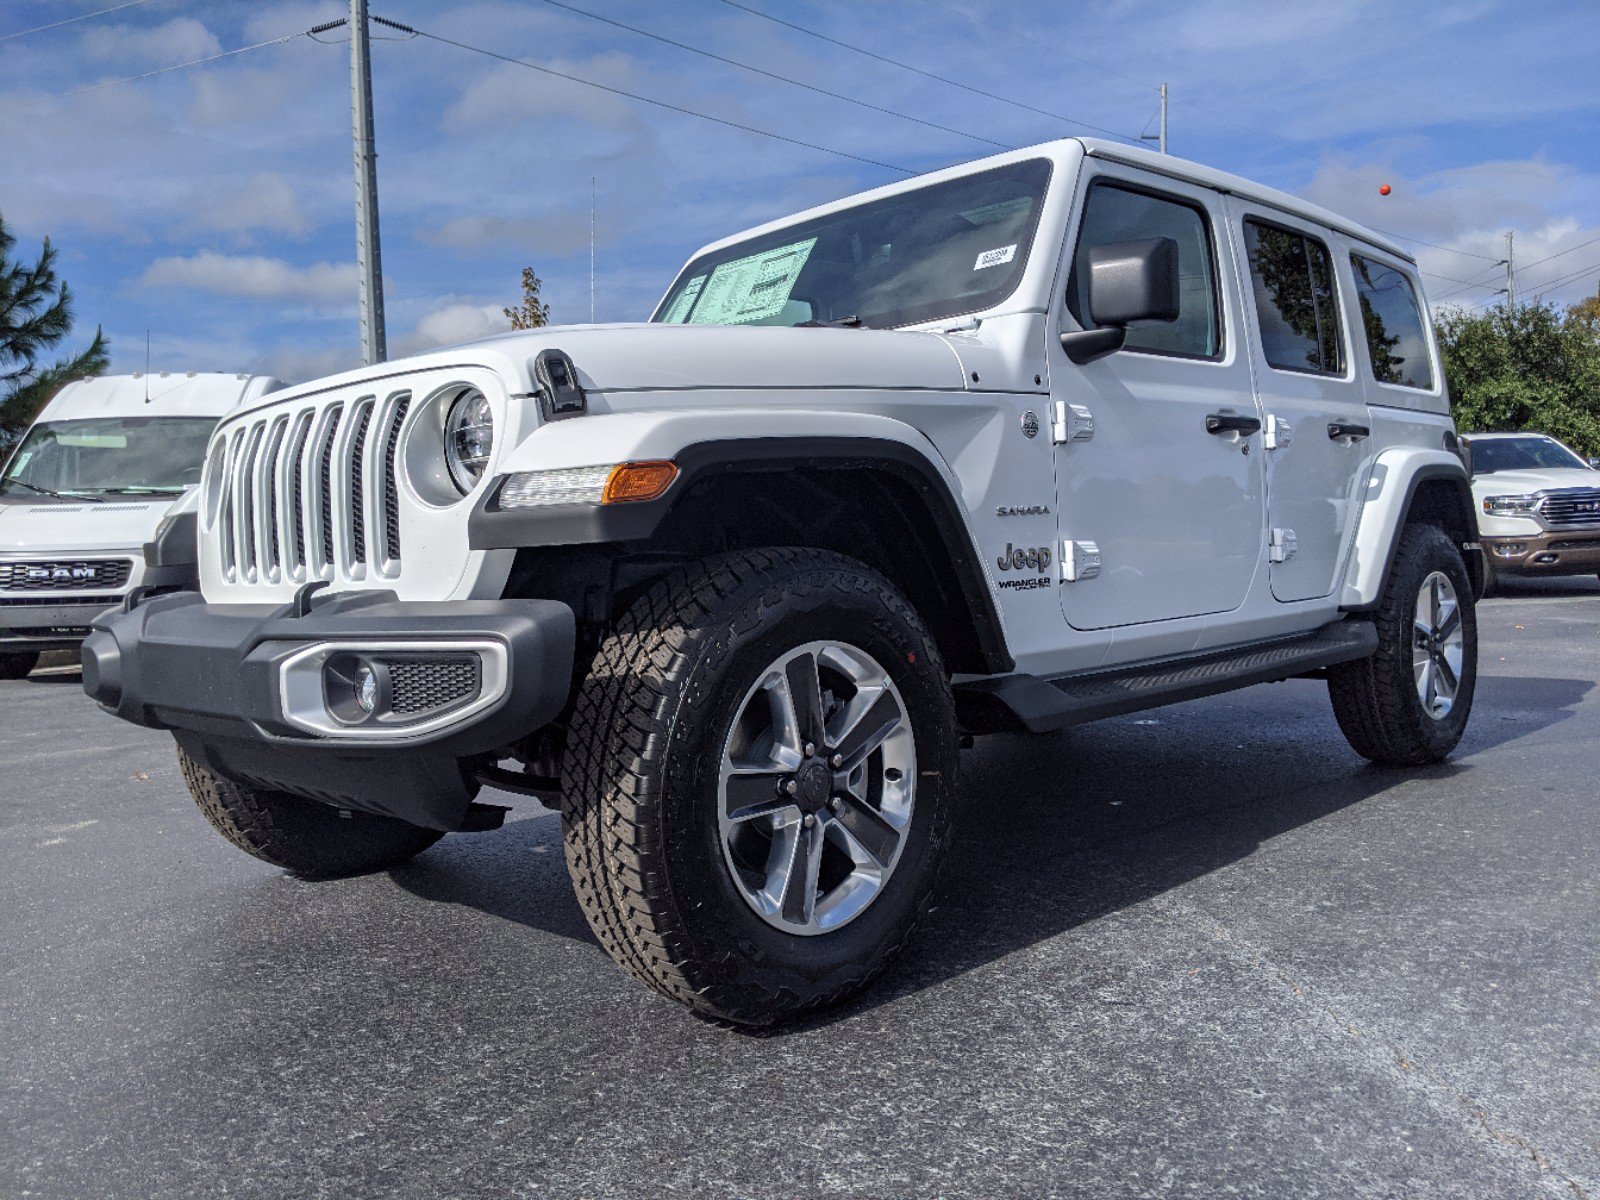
[82,590,576,830]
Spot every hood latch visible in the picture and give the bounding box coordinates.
[533,348,587,422]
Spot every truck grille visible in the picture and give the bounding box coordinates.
[212,391,411,586]
[1537,488,1600,529]
[0,559,133,592]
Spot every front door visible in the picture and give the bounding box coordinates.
[1052,165,1265,631]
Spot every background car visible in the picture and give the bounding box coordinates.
[1463,431,1600,592]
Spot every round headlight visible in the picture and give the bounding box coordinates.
[444,388,494,494]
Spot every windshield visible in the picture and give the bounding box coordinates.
[0,417,219,498]
[653,158,1052,330]
[1466,436,1589,475]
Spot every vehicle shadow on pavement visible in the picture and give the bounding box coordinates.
[380,670,1588,1034]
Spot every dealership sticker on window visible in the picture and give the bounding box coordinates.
[973,244,1017,270]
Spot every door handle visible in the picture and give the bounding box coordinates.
[1328,421,1370,441]
[1205,412,1262,436]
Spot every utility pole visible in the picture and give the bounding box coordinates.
[1503,231,1515,311]
[350,0,386,364]
[1141,84,1169,155]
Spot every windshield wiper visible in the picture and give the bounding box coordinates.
[4,479,104,503]
[796,315,864,328]
[93,486,186,496]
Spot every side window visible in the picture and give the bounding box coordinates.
[1350,254,1436,389]
[1066,182,1220,358]
[1242,219,1344,375]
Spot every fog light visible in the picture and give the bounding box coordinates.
[354,663,378,714]
[324,652,389,725]
[1494,543,1526,557]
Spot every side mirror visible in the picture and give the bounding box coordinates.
[1060,237,1181,365]
[1589,457,1600,470]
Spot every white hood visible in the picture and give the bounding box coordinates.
[0,498,175,554]
[233,323,970,418]
[1470,466,1600,497]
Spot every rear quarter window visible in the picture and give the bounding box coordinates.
[1350,255,1435,390]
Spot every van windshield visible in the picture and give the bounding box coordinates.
[1466,436,1588,475]
[1,417,219,498]
[652,158,1051,330]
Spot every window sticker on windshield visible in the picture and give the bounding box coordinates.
[973,244,1017,271]
[689,237,818,325]
[12,452,32,473]
[961,197,1033,226]
[661,274,707,323]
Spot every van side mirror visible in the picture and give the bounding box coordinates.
[1060,236,1181,365]
[1589,457,1600,470]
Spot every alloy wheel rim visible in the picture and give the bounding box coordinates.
[717,641,916,936]
[1413,571,1465,719]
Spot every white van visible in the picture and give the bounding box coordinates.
[0,372,283,677]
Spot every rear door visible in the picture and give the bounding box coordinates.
[1227,203,1372,602]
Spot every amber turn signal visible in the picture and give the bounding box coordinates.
[602,460,678,504]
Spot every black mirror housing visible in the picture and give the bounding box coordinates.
[1087,237,1181,327]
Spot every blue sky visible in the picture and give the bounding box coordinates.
[2,0,1597,383]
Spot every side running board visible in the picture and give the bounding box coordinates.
[955,619,1378,734]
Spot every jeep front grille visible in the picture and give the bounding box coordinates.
[0,559,133,593]
[1536,488,1600,529]
[213,391,410,586]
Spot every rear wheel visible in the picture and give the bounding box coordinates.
[0,651,40,680]
[1328,524,1477,765]
[562,548,957,1025]
[178,749,442,878]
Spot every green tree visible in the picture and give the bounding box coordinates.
[1436,301,1600,457]
[503,266,551,330]
[0,213,108,453]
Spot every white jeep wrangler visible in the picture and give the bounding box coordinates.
[85,139,1482,1024]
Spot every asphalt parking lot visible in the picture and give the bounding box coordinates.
[3,581,1598,1200]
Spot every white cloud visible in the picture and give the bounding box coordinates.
[139,253,356,305]
[81,17,222,66]
[186,173,311,238]
[426,212,596,255]
[443,53,644,133]
[404,303,508,352]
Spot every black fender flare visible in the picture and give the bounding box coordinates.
[470,435,1013,674]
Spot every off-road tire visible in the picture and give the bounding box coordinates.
[0,651,40,680]
[561,548,957,1026]
[178,748,443,878]
[1328,523,1477,766]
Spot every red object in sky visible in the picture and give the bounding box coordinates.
[1379,184,1392,196]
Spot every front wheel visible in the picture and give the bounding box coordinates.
[1328,524,1477,765]
[562,548,957,1025]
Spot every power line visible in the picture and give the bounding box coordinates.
[534,0,1012,151]
[1367,229,1504,263]
[1521,257,1600,298]
[712,0,1142,144]
[0,30,307,115]
[1420,268,1500,288]
[909,0,1503,241]
[405,24,917,175]
[0,0,161,44]
[1516,234,1600,276]
[917,0,1159,96]
[1430,263,1511,302]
